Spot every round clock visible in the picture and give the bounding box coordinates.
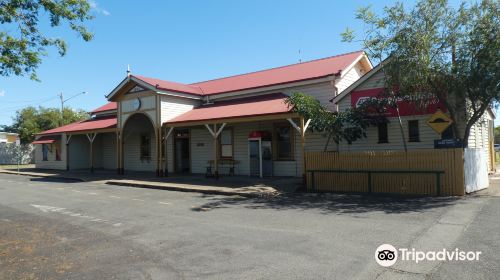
[132,98,141,111]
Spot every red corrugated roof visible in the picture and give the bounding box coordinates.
[166,93,291,124]
[132,75,203,95]
[131,51,364,96]
[192,51,363,95]
[38,116,117,135]
[91,102,117,114]
[32,135,57,144]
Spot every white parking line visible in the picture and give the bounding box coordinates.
[88,192,98,195]
[109,195,121,199]
[31,204,120,227]
[158,202,171,205]
[132,198,145,202]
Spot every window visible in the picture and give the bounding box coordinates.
[219,129,233,158]
[42,144,48,161]
[378,123,389,143]
[140,133,151,160]
[275,125,294,160]
[408,120,420,142]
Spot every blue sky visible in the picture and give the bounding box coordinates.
[0,0,467,126]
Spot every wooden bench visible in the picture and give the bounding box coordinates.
[206,159,240,177]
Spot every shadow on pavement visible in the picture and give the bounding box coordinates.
[29,177,82,183]
[193,192,461,214]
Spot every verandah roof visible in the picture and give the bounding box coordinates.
[164,93,295,126]
[32,135,58,144]
[38,116,117,135]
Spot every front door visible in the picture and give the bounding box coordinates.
[249,139,261,177]
[174,130,190,173]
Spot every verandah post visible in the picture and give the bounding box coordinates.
[86,133,97,173]
[214,123,219,179]
[156,126,160,177]
[159,126,164,177]
[116,131,120,174]
[90,137,93,173]
[65,134,72,171]
[300,117,306,184]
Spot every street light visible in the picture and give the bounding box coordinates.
[59,91,87,126]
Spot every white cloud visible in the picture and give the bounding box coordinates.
[88,0,110,16]
[0,90,5,97]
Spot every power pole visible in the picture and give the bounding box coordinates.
[58,91,87,127]
[59,92,64,126]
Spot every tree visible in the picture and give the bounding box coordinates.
[285,92,387,151]
[0,0,94,80]
[341,0,499,147]
[1,106,88,143]
[494,126,500,144]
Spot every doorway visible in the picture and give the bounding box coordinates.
[174,129,190,173]
[249,139,261,177]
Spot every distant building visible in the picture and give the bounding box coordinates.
[0,132,19,144]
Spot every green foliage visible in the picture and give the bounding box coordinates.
[342,0,500,147]
[1,106,88,144]
[0,0,94,80]
[285,92,387,147]
[494,126,500,144]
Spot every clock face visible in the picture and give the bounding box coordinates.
[132,98,141,110]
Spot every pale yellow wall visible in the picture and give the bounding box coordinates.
[6,135,17,143]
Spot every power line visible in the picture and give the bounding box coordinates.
[0,95,59,111]
[0,96,61,104]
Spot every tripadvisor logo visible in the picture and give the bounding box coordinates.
[375,244,482,267]
[375,244,398,267]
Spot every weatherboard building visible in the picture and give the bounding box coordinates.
[33,51,495,177]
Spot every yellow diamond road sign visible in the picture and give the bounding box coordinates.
[426,109,453,134]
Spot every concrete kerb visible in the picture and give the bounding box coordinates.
[104,180,278,198]
[0,169,86,182]
[0,169,278,198]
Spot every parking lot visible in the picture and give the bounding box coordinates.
[1,173,499,279]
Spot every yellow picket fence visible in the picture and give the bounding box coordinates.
[305,149,465,196]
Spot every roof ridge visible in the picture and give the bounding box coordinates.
[132,74,205,95]
[133,74,199,88]
[190,50,364,85]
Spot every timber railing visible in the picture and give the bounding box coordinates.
[308,169,445,196]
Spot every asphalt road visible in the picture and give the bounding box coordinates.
[0,173,499,279]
